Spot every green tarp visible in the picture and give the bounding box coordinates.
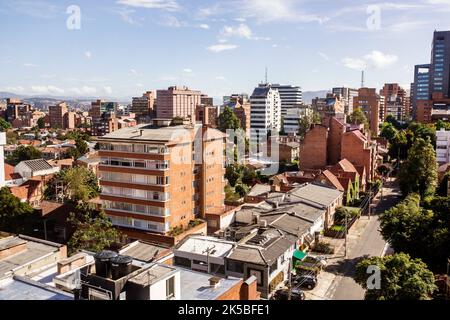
[293,249,307,261]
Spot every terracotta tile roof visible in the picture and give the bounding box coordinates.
[4,164,22,181]
[336,159,358,173]
[9,180,42,201]
[321,170,344,191]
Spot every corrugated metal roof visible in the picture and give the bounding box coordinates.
[21,159,53,172]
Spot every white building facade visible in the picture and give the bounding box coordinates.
[436,129,450,163]
[283,106,313,134]
[250,84,281,144]
[270,84,303,116]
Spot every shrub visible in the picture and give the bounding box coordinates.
[314,241,335,254]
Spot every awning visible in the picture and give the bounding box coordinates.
[293,250,307,261]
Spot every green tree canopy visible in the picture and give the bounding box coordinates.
[0,118,12,132]
[37,117,45,129]
[0,187,40,234]
[347,108,370,131]
[355,253,437,300]
[399,137,437,197]
[225,164,243,187]
[45,166,100,202]
[379,194,450,270]
[218,106,241,132]
[8,145,42,165]
[67,203,121,254]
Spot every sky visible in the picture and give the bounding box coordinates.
[1,0,450,102]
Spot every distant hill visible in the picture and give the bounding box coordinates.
[302,90,330,104]
[0,92,130,105]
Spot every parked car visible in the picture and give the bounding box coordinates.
[272,288,306,300]
[293,274,318,290]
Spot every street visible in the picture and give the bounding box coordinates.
[305,178,402,300]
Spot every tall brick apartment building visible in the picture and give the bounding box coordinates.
[299,117,380,182]
[156,86,202,120]
[353,88,384,137]
[96,122,225,242]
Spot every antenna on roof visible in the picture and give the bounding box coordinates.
[265,67,268,84]
[361,70,365,88]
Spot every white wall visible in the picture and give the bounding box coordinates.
[149,272,181,300]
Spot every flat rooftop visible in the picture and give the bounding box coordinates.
[178,268,242,300]
[99,124,194,143]
[0,276,72,300]
[176,236,235,258]
[128,263,177,286]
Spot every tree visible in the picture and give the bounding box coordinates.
[67,203,121,254]
[399,137,437,197]
[6,130,18,144]
[380,122,398,142]
[46,167,100,202]
[408,122,436,147]
[437,172,450,196]
[0,118,12,132]
[379,194,450,270]
[355,253,436,300]
[348,108,369,131]
[0,187,40,234]
[235,183,249,197]
[75,137,89,156]
[298,112,321,139]
[225,164,243,187]
[37,117,45,129]
[218,106,241,132]
[8,145,42,164]
[435,119,450,131]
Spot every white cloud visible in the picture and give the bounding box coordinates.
[85,51,92,59]
[364,50,398,69]
[388,21,431,33]
[24,63,39,68]
[136,83,144,87]
[215,76,226,81]
[240,0,328,24]
[160,75,178,81]
[207,43,238,52]
[183,68,193,73]
[342,50,398,70]
[272,44,278,48]
[31,85,65,95]
[318,52,330,61]
[342,57,367,70]
[116,0,180,11]
[1,86,25,93]
[115,7,141,25]
[103,86,113,95]
[129,69,139,76]
[160,15,185,27]
[68,86,97,95]
[198,24,210,29]
[221,23,252,39]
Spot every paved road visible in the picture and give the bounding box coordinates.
[325,179,402,300]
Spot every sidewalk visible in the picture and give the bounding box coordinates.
[304,216,372,300]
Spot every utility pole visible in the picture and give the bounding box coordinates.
[344,213,348,258]
[287,257,293,300]
[202,245,216,274]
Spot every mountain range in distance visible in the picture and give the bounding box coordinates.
[0,90,331,106]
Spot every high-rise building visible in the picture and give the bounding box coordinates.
[269,84,302,116]
[90,100,118,120]
[49,102,68,129]
[353,88,383,136]
[381,83,407,121]
[5,98,31,123]
[413,30,450,122]
[312,93,345,124]
[156,86,202,120]
[332,87,358,115]
[131,91,156,121]
[96,123,225,242]
[283,105,313,135]
[250,84,281,144]
[436,129,450,164]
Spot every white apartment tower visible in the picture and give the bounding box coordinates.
[436,129,450,164]
[270,84,303,116]
[250,84,281,144]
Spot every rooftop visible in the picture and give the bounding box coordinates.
[19,159,54,172]
[178,267,242,300]
[128,263,177,286]
[119,240,172,263]
[0,276,72,300]
[175,236,235,258]
[288,183,343,207]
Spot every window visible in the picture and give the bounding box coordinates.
[166,277,175,299]
[227,259,244,274]
[174,256,191,268]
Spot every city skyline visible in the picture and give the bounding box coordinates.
[1,0,450,100]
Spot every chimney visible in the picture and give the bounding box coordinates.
[140,129,143,136]
[209,277,222,289]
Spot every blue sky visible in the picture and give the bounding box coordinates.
[1,0,450,101]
